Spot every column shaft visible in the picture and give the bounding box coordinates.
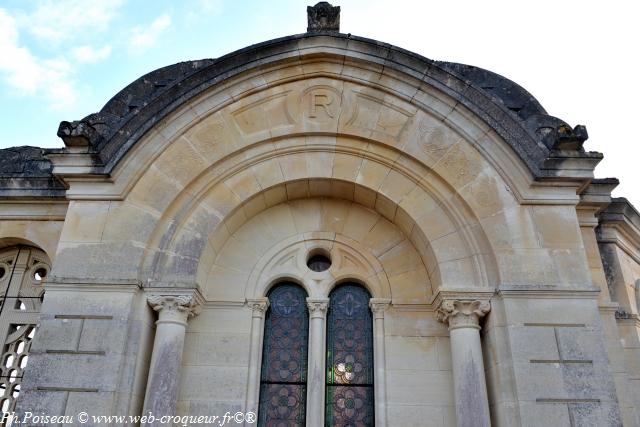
[370,299,391,427]
[142,294,200,425]
[245,298,269,417]
[437,299,491,427]
[306,298,329,427]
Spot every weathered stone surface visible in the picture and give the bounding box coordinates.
[2,35,602,195]
[2,7,640,427]
[307,2,340,33]
[0,146,66,198]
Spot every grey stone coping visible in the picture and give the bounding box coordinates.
[0,146,66,198]
[600,197,640,234]
[0,32,611,198]
[52,33,595,174]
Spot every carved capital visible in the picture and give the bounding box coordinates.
[306,298,329,319]
[369,298,391,320]
[247,298,270,318]
[436,299,490,330]
[148,294,201,325]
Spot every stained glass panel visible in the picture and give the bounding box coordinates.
[258,384,307,426]
[326,284,374,427]
[259,283,309,427]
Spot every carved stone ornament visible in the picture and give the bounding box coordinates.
[436,299,490,330]
[369,298,391,319]
[147,294,201,324]
[307,2,340,33]
[247,298,270,317]
[306,298,330,318]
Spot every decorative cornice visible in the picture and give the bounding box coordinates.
[430,289,495,307]
[306,298,329,319]
[436,299,491,330]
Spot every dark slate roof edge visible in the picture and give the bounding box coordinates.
[0,146,53,177]
[0,146,66,198]
[1,32,597,196]
[57,32,561,176]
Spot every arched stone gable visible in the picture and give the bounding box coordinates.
[54,34,594,185]
[4,7,635,426]
[51,66,593,294]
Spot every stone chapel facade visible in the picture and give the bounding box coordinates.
[1,3,640,426]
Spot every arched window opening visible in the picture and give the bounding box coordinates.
[325,284,374,426]
[258,283,309,426]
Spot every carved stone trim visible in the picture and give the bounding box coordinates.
[147,294,201,325]
[247,298,270,318]
[436,299,490,330]
[369,298,391,320]
[306,298,330,319]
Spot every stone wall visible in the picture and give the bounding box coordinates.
[0,30,638,427]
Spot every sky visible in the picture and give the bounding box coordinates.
[0,0,638,207]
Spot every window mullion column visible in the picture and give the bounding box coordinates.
[306,298,329,427]
[245,298,269,420]
[370,298,391,427]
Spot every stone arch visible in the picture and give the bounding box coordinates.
[245,230,392,301]
[114,70,533,208]
[99,62,536,294]
[0,233,60,263]
[49,36,592,292]
[138,145,500,295]
[135,120,504,290]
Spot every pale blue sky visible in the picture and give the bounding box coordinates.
[1,0,639,205]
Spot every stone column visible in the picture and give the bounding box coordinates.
[142,293,201,424]
[306,298,329,427]
[245,298,269,418]
[369,298,391,427]
[437,299,491,427]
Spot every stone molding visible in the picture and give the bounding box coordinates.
[496,287,601,299]
[247,234,391,301]
[369,298,392,319]
[436,299,491,330]
[306,298,329,319]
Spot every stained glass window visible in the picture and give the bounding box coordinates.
[258,283,309,426]
[325,284,374,427]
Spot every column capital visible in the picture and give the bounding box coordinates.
[306,298,329,319]
[436,299,490,330]
[246,298,270,318]
[147,293,202,325]
[369,298,391,319]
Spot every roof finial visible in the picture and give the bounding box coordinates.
[307,2,340,33]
